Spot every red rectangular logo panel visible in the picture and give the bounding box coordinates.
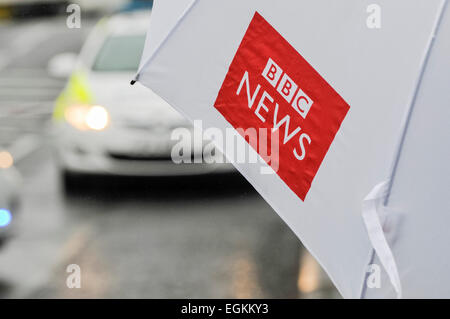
[214,12,350,201]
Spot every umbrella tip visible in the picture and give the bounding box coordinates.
[130,79,136,85]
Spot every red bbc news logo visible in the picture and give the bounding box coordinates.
[214,12,350,201]
[262,58,314,119]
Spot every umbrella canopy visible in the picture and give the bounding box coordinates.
[135,0,449,298]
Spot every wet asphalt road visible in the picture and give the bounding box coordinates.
[3,146,302,298]
[0,15,337,299]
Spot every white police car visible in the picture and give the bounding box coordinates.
[52,11,233,190]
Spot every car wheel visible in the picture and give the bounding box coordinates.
[61,170,82,195]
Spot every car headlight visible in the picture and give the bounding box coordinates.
[64,104,110,131]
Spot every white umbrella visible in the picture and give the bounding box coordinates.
[135,0,449,298]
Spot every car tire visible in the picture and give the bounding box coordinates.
[61,170,81,195]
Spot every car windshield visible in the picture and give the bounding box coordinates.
[92,34,145,72]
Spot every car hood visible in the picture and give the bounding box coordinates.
[87,72,190,129]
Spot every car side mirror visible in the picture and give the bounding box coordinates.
[47,52,78,78]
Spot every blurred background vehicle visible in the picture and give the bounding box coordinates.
[119,0,153,13]
[0,0,68,18]
[0,152,20,245]
[71,0,128,15]
[51,11,234,192]
[0,0,150,19]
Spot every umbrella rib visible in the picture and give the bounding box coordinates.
[133,0,200,84]
[384,0,449,206]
